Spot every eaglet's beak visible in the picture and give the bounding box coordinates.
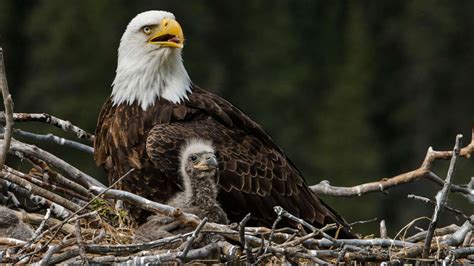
[194,154,218,171]
[148,18,184,49]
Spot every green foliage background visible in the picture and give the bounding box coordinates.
[1,1,472,235]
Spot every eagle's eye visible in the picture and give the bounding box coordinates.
[142,26,152,35]
[190,155,198,163]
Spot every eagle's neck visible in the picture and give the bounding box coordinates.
[111,48,191,110]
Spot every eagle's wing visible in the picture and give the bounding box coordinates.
[145,86,353,237]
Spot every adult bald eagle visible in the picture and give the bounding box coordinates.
[94,10,353,237]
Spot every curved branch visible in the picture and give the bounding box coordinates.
[311,169,429,197]
[311,128,474,198]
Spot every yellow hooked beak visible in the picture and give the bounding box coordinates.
[148,18,184,49]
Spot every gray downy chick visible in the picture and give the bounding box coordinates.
[134,139,227,243]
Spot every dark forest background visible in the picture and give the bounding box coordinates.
[0,1,472,235]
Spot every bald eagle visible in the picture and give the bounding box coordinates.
[94,10,353,237]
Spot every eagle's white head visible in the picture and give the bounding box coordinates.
[111,10,191,110]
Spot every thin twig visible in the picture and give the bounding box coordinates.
[178,217,208,263]
[264,211,283,253]
[0,47,13,169]
[274,206,331,240]
[17,208,52,255]
[425,172,473,199]
[349,217,378,227]
[75,219,89,265]
[407,194,469,220]
[237,213,254,263]
[422,134,462,258]
[38,235,75,266]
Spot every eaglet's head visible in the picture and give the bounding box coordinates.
[180,139,218,180]
[112,10,191,109]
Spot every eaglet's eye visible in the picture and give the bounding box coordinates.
[190,155,198,163]
[142,26,152,35]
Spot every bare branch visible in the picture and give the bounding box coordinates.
[407,194,469,219]
[304,238,418,248]
[5,165,88,204]
[25,156,94,199]
[75,219,89,265]
[263,210,283,255]
[406,224,460,243]
[425,172,473,198]
[124,241,226,264]
[441,215,473,246]
[0,169,82,213]
[0,47,14,169]
[423,134,462,258]
[311,169,429,196]
[17,208,52,255]
[84,233,189,254]
[393,216,473,260]
[90,186,231,231]
[0,237,38,249]
[445,247,474,262]
[238,213,254,263]
[311,129,474,198]
[178,217,208,262]
[14,129,93,154]
[24,169,134,259]
[6,139,104,188]
[38,236,75,266]
[0,112,94,142]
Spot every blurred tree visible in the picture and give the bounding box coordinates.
[313,1,381,220]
